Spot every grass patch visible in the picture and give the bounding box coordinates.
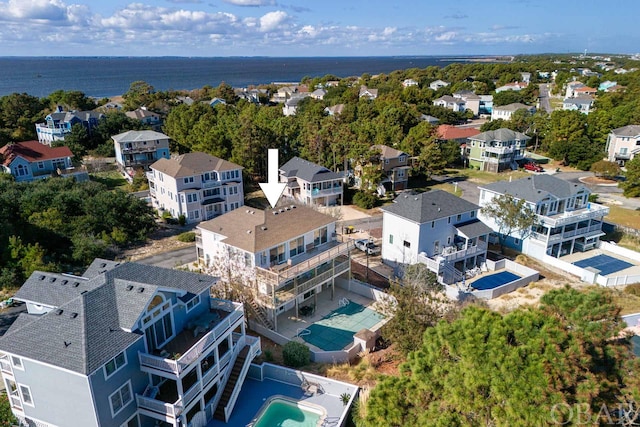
[605,206,640,230]
[604,230,640,252]
[90,170,128,190]
[443,168,529,185]
[608,287,640,316]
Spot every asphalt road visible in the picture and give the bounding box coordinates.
[538,83,552,113]
[135,245,197,269]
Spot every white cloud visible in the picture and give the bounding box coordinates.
[223,0,274,6]
[259,10,287,32]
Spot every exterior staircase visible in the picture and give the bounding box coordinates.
[246,295,274,330]
[214,345,250,421]
[442,263,464,284]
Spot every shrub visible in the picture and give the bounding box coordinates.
[624,283,640,297]
[588,194,599,203]
[176,231,196,243]
[353,191,377,209]
[282,341,310,367]
[178,214,186,226]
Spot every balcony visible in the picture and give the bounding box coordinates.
[542,204,609,227]
[615,152,631,160]
[483,145,515,155]
[306,186,343,197]
[8,390,22,412]
[137,334,260,420]
[0,356,11,376]
[438,240,488,263]
[138,300,243,377]
[122,146,156,154]
[202,180,222,189]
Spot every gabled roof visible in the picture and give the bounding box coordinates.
[480,174,589,203]
[611,125,640,137]
[47,110,103,123]
[437,125,480,140]
[381,190,480,224]
[279,156,342,182]
[125,108,160,120]
[112,130,169,143]
[371,144,407,160]
[573,86,596,93]
[468,128,531,143]
[0,140,74,167]
[563,96,593,105]
[434,95,464,104]
[150,152,242,178]
[493,102,535,112]
[325,104,345,115]
[0,260,216,375]
[359,86,378,97]
[197,205,335,253]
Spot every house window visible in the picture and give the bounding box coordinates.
[397,170,405,178]
[244,252,252,268]
[289,236,305,258]
[384,159,389,164]
[109,381,133,417]
[399,156,406,163]
[19,385,34,407]
[620,148,628,155]
[403,240,411,248]
[270,243,286,265]
[456,214,461,222]
[104,351,127,379]
[11,356,23,371]
[14,164,28,176]
[389,234,393,244]
[471,211,475,218]
[187,193,198,203]
[431,221,435,228]
[314,227,328,246]
[37,162,44,169]
[186,295,200,312]
[183,176,194,184]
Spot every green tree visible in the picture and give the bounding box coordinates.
[480,193,537,252]
[54,123,89,160]
[359,287,640,427]
[0,392,16,427]
[621,156,640,197]
[590,160,621,179]
[380,265,446,355]
[0,93,46,142]
[123,80,155,110]
[417,140,446,179]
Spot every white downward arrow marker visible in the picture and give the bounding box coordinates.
[259,148,287,209]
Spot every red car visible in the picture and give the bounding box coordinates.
[524,162,543,172]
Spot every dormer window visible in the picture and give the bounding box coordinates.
[399,156,406,163]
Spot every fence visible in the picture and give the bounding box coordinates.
[469,260,539,299]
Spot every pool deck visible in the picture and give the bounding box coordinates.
[560,249,640,277]
[206,365,356,427]
[276,286,387,351]
[465,268,515,287]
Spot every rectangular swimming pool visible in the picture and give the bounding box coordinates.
[250,396,325,427]
[471,271,521,291]
[573,254,634,276]
[299,301,385,351]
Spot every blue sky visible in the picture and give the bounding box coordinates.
[0,0,638,56]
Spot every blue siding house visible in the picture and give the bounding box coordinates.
[35,107,104,145]
[112,130,171,180]
[0,259,260,427]
[0,140,88,183]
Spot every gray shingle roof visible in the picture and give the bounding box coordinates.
[480,175,588,203]
[381,190,480,223]
[469,128,531,143]
[151,152,242,178]
[279,157,343,182]
[0,260,217,375]
[112,130,169,143]
[455,220,493,238]
[13,273,97,308]
[611,125,640,137]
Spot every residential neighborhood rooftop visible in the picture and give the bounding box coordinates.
[279,156,343,182]
[437,124,481,140]
[469,128,531,142]
[611,124,640,136]
[151,151,243,177]
[0,140,74,166]
[480,174,589,203]
[111,129,169,143]
[1,260,215,375]
[381,190,480,223]
[197,204,335,253]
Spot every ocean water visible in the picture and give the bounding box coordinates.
[0,56,462,98]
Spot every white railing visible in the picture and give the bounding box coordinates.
[483,145,515,155]
[140,303,243,376]
[417,253,443,273]
[136,394,182,418]
[440,241,487,263]
[9,392,21,410]
[223,335,261,422]
[543,204,609,227]
[182,382,202,406]
[202,363,220,387]
[202,180,221,188]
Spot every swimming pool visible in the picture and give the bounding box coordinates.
[249,396,325,427]
[471,271,521,291]
[299,301,385,351]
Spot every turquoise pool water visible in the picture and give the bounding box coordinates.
[252,397,324,427]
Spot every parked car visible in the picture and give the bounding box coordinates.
[524,162,544,172]
[354,239,381,255]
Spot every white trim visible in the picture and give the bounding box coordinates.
[11,356,24,371]
[109,380,133,418]
[103,350,128,380]
[186,295,201,313]
[18,383,34,407]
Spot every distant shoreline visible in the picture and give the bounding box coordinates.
[439,56,514,63]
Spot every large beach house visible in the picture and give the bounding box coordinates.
[0,259,260,427]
